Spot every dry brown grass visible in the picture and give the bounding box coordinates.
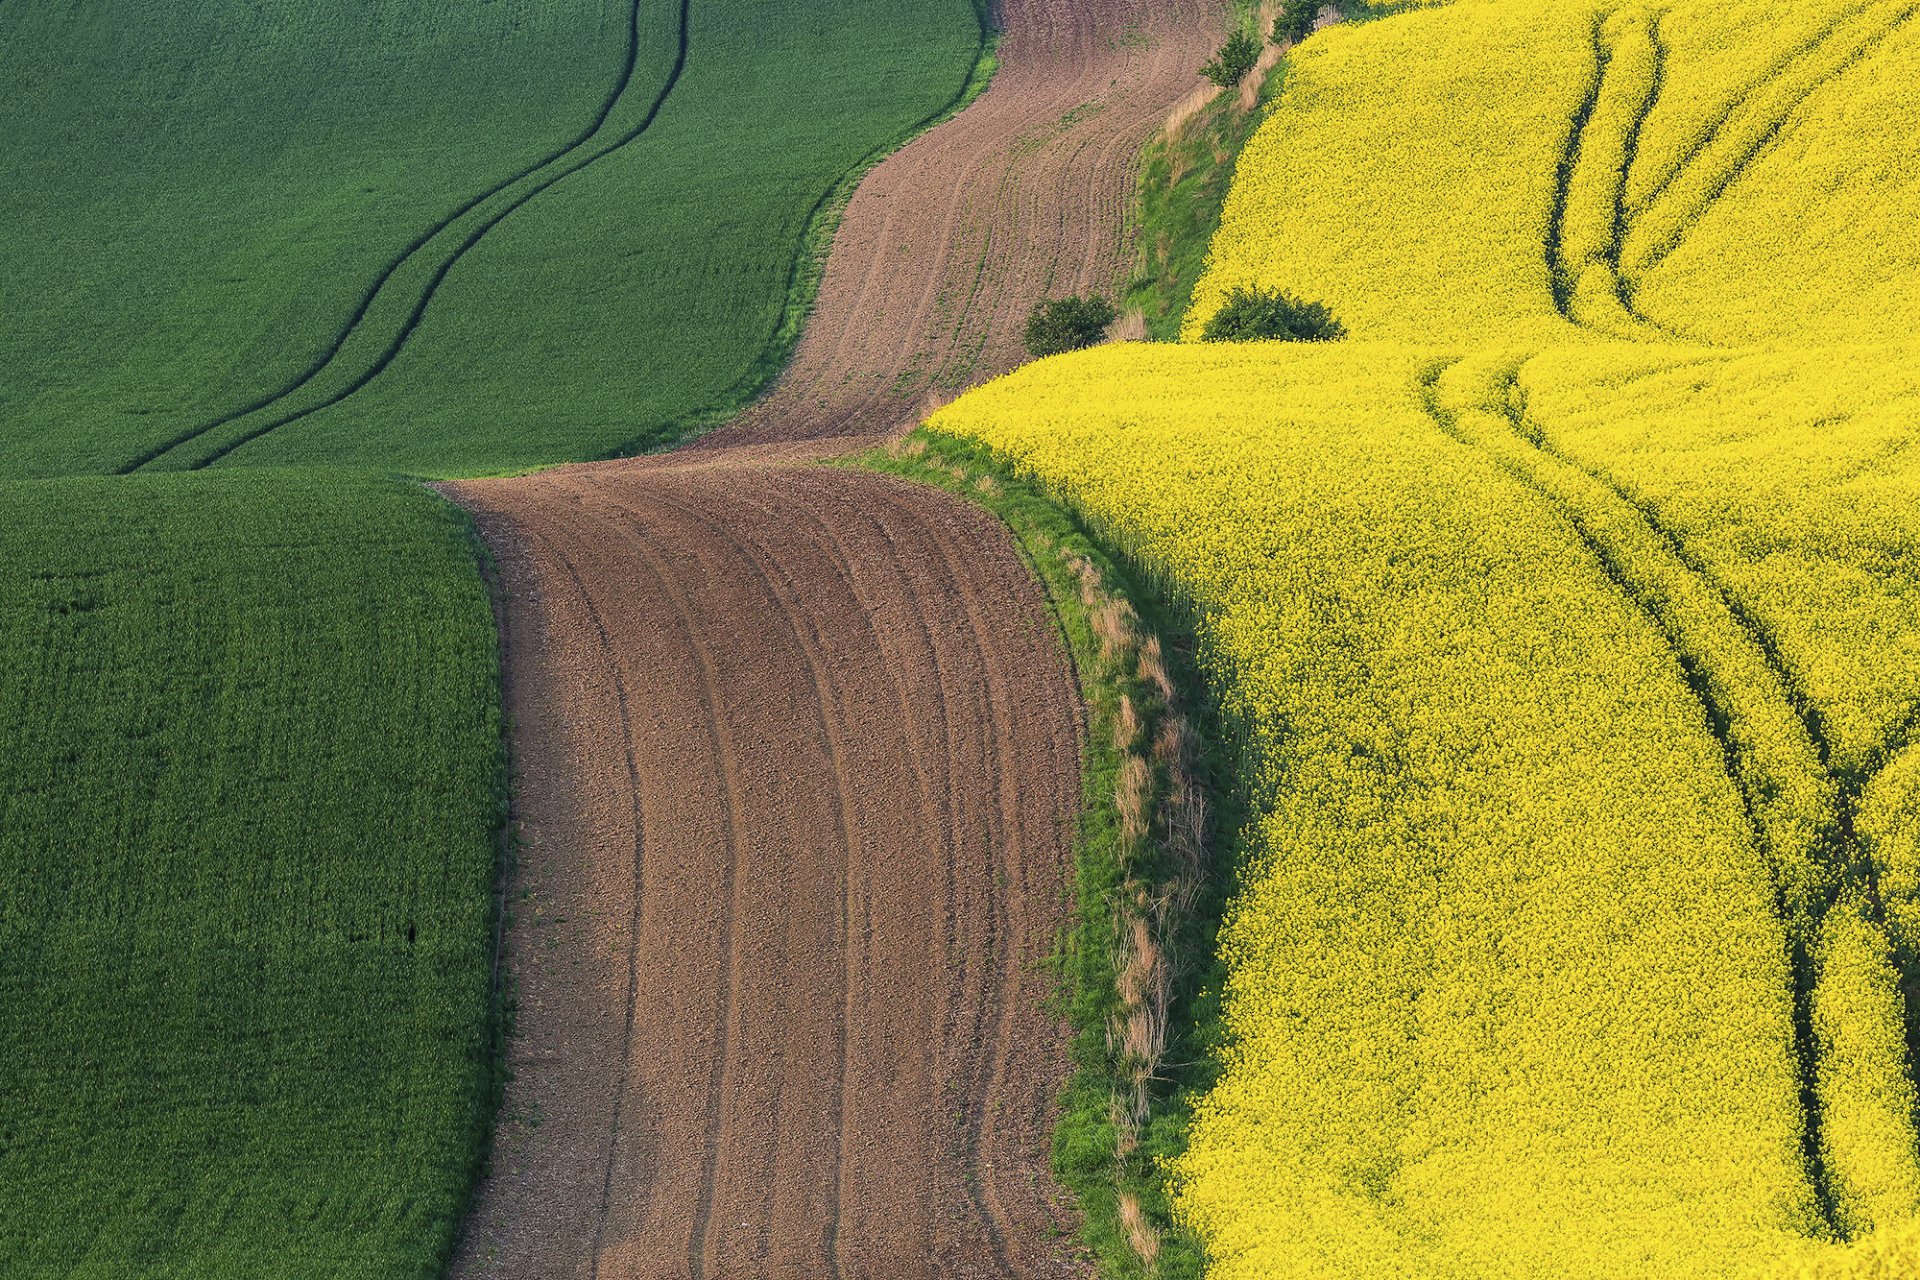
[1118,1191,1163,1266]
[1162,81,1220,144]
[1116,753,1153,846]
[1137,633,1174,702]
[1022,533,1217,1265]
[1114,693,1141,752]
[1093,599,1139,666]
[1241,2,1286,111]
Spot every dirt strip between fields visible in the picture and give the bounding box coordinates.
[448,1,1227,1275]
[695,0,1228,448]
[449,467,1085,1278]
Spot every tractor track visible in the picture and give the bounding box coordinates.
[120,0,689,474]
[1419,350,1920,1240]
[1622,0,1917,284]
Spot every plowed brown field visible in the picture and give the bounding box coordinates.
[450,0,1227,1274]
[448,467,1085,1278]
[696,0,1227,450]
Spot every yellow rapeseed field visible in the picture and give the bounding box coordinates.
[927,0,1920,1272]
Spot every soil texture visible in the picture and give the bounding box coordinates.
[447,466,1086,1279]
[449,0,1232,1273]
[696,0,1229,449]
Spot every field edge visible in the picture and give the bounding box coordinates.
[858,432,1253,1280]
[600,2,1004,462]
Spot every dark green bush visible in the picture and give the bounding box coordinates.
[1024,294,1118,357]
[1272,0,1321,47]
[1201,286,1347,342]
[1200,29,1261,89]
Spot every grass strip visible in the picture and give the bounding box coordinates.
[1124,60,1283,340]
[859,431,1250,1279]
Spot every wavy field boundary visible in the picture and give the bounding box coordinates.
[684,0,1228,450]
[449,0,1231,1274]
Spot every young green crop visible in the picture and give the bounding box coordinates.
[0,0,983,477]
[0,471,502,1277]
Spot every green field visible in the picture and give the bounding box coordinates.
[0,0,984,478]
[0,472,502,1277]
[0,0,988,1271]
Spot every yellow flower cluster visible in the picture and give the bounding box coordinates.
[927,0,1920,1272]
[1619,0,1920,342]
[1811,896,1920,1240]
[1518,343,1920,780]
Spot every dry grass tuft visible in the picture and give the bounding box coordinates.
[1138,633,1175,702]
[1093,599,1139,665]
[1163,82,1220,144]
[1117,753,1153,845]
[1114,694,1142,752]
[1119,1191,1163,1265]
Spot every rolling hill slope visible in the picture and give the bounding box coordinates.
[0,472,502,1278]
[928,0,1920,1272]
[0,0,982,477]
[0,2,999,1273]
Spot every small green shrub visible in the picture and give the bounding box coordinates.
[1201,286,1347,342]
[1272,0,1321,47]
[1024,294,1118,357]
[1201,29,1261,88]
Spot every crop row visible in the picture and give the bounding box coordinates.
[0,472,503,1277]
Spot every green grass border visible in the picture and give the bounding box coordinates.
[856,432,1254,1280]
[431,489,519,1271]
[1124,38,1292,339]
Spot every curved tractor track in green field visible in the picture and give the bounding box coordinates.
[119,0,690,474]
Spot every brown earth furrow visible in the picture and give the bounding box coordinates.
[680,0,1229,449]
[621,482,876,1275]
[548,483,850,1276]
[451,467,1089,1279]
[657,473,1077,1271]
[450,0,1230,1272]
[522,540,651,1280]
[915,491,1082,1260]
[524,494,744,1277]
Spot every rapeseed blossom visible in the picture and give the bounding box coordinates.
[931,0,1920,1271]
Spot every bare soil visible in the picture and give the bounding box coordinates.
[448,467,1086,1278]
[449,0,1229,1274]
[695,0,1229,449]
